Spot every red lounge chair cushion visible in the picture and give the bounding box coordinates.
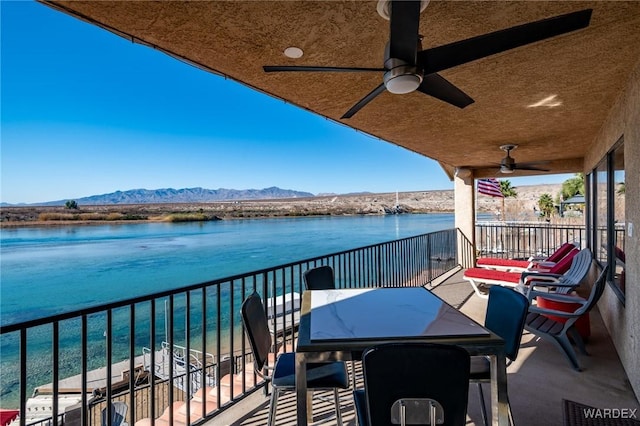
[463,268,521,284]
[476,242,575,270]
[548,248,580,274]
[476,258,530,268]
[546,242,576,263]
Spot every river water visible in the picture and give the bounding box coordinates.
[0,213,459,326]
[0,213,457,406]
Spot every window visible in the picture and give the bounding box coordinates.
[595,159,608,265]
[588,137,625,301]
[612,143,625,295]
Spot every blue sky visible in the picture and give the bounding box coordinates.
[1,2,572,204]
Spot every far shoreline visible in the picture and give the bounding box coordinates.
[0,210,458,229]
[1,184,563,228]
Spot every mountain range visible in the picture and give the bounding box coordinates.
[9,187,315,206]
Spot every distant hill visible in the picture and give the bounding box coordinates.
[28,187,315,206]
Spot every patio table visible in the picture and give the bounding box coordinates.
[295,287,509,425]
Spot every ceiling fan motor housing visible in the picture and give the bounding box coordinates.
[383,41,423,94]
[383,58,423,94]
[500,145,516,173]
[501,156,515,167]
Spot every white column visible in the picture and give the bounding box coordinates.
[454,169,476,268]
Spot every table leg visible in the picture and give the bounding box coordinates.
[490,354,509,426]
[296,352,308,426]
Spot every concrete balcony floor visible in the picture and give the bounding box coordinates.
[212,269,639,426]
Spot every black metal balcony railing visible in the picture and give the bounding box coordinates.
[1,229,461,426]
[476,221,588,259]
[475,221,624,266]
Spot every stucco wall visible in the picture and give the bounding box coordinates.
[584,58,640,400]
[454,173,475,268]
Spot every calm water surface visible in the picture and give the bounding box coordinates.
[0,213,455,407]
[1,213,454,326]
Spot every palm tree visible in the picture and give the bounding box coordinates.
[497,180,517,221]
[538,193,555,219]
[499,180,518,198]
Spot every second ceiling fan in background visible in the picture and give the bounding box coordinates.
[263,1,592,119]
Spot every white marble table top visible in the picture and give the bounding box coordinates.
[310,287,489,341]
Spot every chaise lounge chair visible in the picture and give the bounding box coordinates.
[463,247,581,298]
[518,248,594,299]
[476,242,576,272]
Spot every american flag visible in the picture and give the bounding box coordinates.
[478,178,504,198]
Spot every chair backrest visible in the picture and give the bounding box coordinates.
[303,265,335,290]
[484,286,529,362]
[546,242,577,263]
[548,247,580,274]
[556,248,593,292]
[574,265,609,317]
[241,292,273,373]
[101,402,127,426]
[362,343,470,426]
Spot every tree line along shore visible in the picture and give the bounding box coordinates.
[0,184,564,227]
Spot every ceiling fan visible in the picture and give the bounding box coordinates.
[263,1,592,119]
[485,144,550,174]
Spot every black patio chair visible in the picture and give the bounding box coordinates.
[354,343,470,426]
[303,265,336,290]
[241,292,348,426]
[470,285,529,426]
[303,265,361,388]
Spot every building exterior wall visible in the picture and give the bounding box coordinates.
[584,58,640,399]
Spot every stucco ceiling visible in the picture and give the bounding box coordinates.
[42,1,640,179]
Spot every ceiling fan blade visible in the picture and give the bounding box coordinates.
[417,73,475,108]
[389,0,422,64]
[514,165,550,172]
[516,160,550,167]
[418,9,592,74]
[342,83,387,119]
[264,65,384,73]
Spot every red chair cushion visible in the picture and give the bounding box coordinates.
[464,268,521,284]
[546,243,576,263]
[548,248,580,274]
[476,258,530,268]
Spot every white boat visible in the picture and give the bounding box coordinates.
[266,292,301,335]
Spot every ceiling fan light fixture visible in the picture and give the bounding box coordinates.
[384,73,422,94]
[500,165,515,174]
